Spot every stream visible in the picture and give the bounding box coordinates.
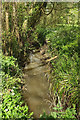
[22,52,52,118]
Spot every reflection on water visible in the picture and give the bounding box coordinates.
[23,52,52,118]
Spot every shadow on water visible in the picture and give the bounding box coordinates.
[22,52,52,118]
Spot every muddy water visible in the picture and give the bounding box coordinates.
[23,52,52,118]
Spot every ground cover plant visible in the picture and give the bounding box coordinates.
[1,54,33,119]
[40,104,77,119]
[46,25,80,118]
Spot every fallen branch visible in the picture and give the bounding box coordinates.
[46,56,58,62]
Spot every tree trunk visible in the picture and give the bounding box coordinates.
[27,3,47,43]
[13,3,20,43]
[5,12,9,31]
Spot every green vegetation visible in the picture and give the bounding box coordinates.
[1,55,33,119]
[36,25,47,46]
[46,25,80,105]
[40,104,77,119]
[1,2,80,119]
[44,25,80,119]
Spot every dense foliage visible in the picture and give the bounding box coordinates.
[1,55,33,119]
[40,104,77,119]
[46,25,80,118]
[1,1,80,119]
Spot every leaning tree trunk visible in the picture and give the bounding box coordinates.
[27,2,47,42]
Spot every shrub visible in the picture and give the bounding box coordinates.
[1,54,22,77]
[46,25,80,117]
[1,54,33,119]
[46,25,78,56]
[40,104,77,119]
[36,25,47,46]
[2,88,33,119]
[51,53,80,106]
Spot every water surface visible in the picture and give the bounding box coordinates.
[23,52,52,118]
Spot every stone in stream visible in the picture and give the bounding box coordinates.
[40,49,45,55]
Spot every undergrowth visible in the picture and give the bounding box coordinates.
[46,25,80,119]
[1,54,33,119]
[1,24,79,119]
[40,104,77,119]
